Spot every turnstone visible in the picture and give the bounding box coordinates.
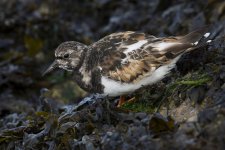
[43,28,211,106]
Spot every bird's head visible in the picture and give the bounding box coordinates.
[43,41,87,76]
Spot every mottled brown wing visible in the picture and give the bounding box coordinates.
[91,29,209,83]
[91,31,159,82]
[99,49,172,83]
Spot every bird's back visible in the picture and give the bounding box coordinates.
[89,28,211,84]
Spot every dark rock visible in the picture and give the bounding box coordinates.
[187,86,207,104]
[198,109,217,124]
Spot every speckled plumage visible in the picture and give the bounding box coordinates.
[43,28,211,96]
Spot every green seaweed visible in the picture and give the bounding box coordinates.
[121,72,212,113]
[121,102,156,113]
[175,74,212,87]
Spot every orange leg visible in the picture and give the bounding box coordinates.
[117,95,126,107]
[127,97,136,103]
[117,96,136,107]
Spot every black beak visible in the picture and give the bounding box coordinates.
[42,60,58,76]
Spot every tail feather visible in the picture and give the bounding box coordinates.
[180,27,212,45]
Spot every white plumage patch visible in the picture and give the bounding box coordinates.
[204,32,210,38]
[121,40,148,64]
[154,42,179,51]
[194,41,199,45]
[79,67,91,85]
[101,55,181,96]
[123,40,148,54]
[193,32,211,45]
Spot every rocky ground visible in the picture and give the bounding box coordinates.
[0,0,225,149]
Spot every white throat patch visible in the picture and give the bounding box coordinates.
[79,67,91,85]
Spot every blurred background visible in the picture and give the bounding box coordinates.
[0,0,225,115]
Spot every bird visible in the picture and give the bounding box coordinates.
[43,28,211,107]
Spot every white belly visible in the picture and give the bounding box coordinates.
[101,56,181,97]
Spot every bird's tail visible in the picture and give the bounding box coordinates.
[180,27,212,50]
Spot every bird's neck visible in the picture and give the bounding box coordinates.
[73,47,89,71]
[74,49,104,94]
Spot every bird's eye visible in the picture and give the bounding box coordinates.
[63,53,70,59]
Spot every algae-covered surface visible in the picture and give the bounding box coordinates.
[0,0,225,149]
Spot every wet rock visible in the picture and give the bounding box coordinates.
[187,86,207,104]
[219,71,225,82]
[149,113,177,134]
[101,131,122,150]
[81,135,96,150]
[198,109,217,124]
[0,39,14,49]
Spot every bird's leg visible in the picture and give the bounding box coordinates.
[117,96,136,107]
[127,97,136,103]
[117,95,126,107]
